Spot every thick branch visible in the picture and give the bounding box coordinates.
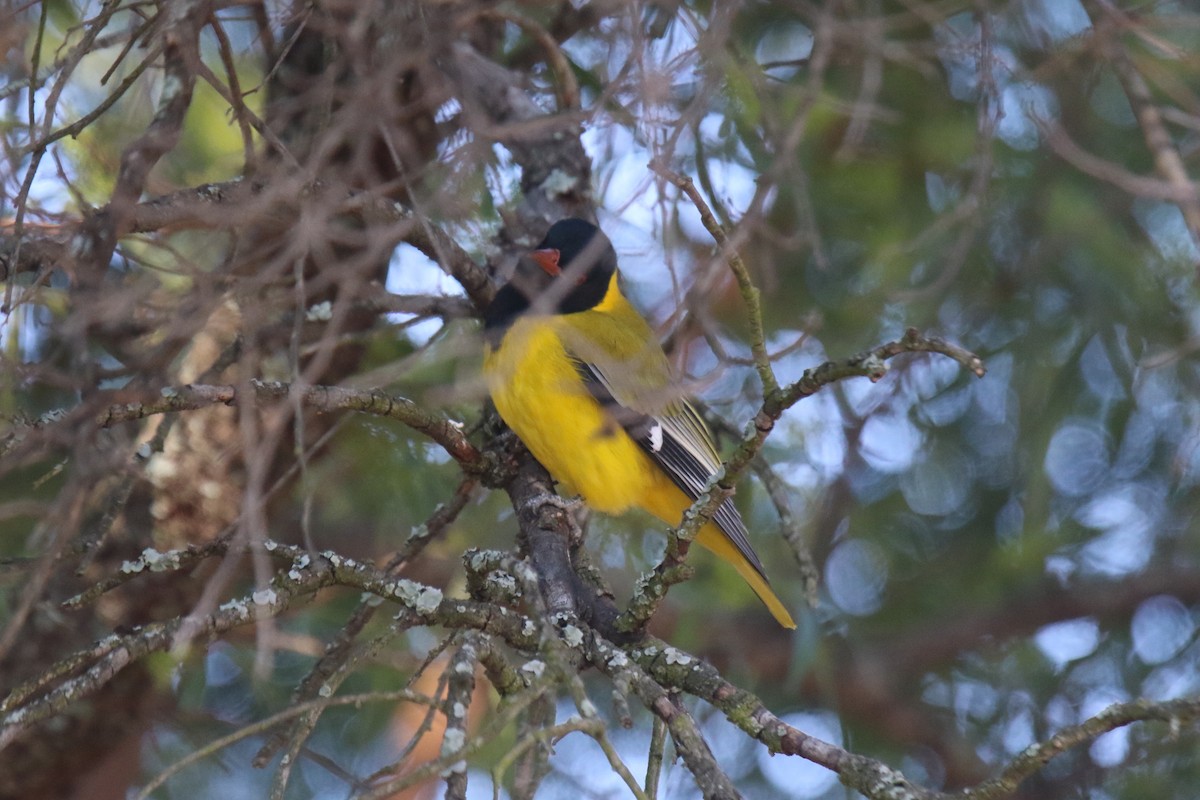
[444,41,593,227]
[1,542,540,745]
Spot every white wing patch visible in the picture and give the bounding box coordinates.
[648,423,664,453]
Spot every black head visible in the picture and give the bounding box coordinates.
[484,218,618,339]
[531,218,618,313]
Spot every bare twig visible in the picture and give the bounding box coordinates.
[1036,116,1199,205]
[78,0,213,275]
[1087,0,1200,254]
[965,697,1200,800]
[610,630,1200,800]
[649,162,780,398]
[619,325,985,630]
[132,688,439,800]
[2,380,489,475]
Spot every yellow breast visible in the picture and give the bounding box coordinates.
[482,274,797,628]
[484,315,664,513]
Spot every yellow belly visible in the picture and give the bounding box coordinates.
[484,312,797,629]
[484,317,668,513]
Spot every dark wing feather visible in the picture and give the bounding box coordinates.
[571,359,768,578]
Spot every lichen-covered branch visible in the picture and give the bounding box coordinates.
[964,696,1200,800]
[613,631,1199,800]
[587,635,741,799]
[5,527,1196,800]
[0,541,539,748]
[440,635,480,800]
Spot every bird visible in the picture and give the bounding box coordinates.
[482,218,795,629]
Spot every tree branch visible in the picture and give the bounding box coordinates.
[2,380,491,476]
[443,40,594,227]
[649,161,780,398]
[2,179,493,314]
[1,541,540,746]
[1086,0,1200,255]
[5,535,1197,800]
[77,0,212,276]
[619,328,986,631]
[966,697,1200,800]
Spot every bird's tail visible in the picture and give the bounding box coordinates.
[695,524,797,629]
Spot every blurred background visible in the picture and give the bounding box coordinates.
[2,0,1199,798]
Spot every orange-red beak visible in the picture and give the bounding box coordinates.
[530,248,561,276]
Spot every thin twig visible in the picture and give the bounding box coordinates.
[649,161,780,399]
[1087,0,1200,254]
[2,380,489,475]
[618,329,985,631]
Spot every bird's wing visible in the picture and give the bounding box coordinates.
[570,356,768,579]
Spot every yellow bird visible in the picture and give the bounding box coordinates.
[483,218,795,629]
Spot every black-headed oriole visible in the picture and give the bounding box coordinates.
[483,218,795,629]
